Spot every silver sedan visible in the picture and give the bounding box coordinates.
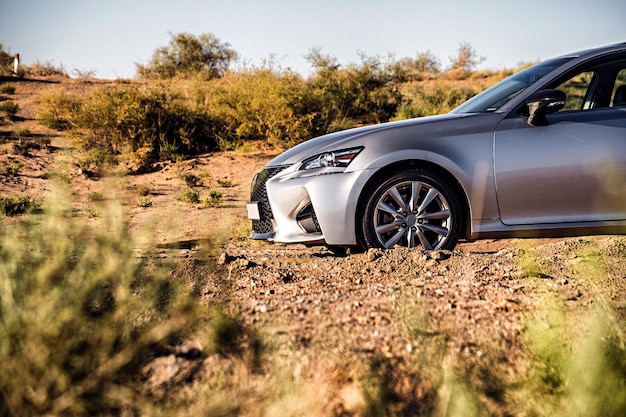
[248,43,626,251]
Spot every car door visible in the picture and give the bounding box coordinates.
[493,59,626,226]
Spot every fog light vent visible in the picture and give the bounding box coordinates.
[296,203,321,233]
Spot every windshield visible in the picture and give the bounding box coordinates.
[451,57,574,113]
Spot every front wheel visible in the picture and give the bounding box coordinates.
[361,169,463,250]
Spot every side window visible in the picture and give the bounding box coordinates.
[549,58,626,111]
[611,69,626,106]
[554,71,596,111]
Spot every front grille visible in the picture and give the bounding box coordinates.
[250,165,289,234]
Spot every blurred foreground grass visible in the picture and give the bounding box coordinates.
[0,195,255,416]
[1,192,625,416]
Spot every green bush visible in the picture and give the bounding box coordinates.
[449,42,486,75]
[390,51,442,81]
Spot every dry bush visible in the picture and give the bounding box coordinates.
[34,44,519,159]
[136,32,236,80]
[37,90,82,130]
[305,49,403,128]
[393,81,481,119]
[69,84,216,170]
[0,100,19,119]
[0,83,16,94]
[198,69,318,150]
[23,60,67,77]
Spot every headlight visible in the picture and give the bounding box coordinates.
[299,147,363,171]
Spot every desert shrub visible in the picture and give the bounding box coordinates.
[72,85,216,169]
[137,195,153,207]
[392,50,442,80]
[135,185,153,207]
[2,160,22,176]
[135,185,150,197]
[175,189,200,204]
[201,68,318,150]
[136,32,237,80]
[87,191,104,202]
[180,172,201,187]
[447,42,486,79]
[14,127,31,138]
[31,43,512,155]
[37,90,81,130]
[71,68,97,79]
[159,139,184,162]
[393,82,480,119]
[0,83,16,94]
[23,60,67,77]
[76,149,118,172]
[0,100,19,118]
[72,86,156,156]
[0,44,13,74]
[0,195,37,215]
[217,177,232,188]
[305,49,402,128]
[202,189,223,207]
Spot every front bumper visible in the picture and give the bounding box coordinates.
[248,165,374,246]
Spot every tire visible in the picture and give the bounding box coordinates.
[361,169,463,250]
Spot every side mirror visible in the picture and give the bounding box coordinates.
[526,89,566,126]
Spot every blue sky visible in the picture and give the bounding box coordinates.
[1,0,624,79]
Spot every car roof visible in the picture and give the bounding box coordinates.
[554,42,626,61]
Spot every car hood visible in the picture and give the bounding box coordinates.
[266,113,476,167]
